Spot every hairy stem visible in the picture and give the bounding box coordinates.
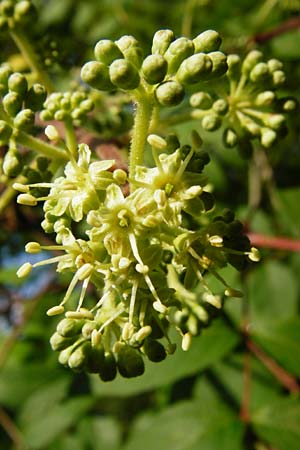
[64,119,78,158]
[16,130,68,160]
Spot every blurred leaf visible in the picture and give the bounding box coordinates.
[23,396,94,450]
[91,319,239,398]
[252,397,300,450]
[277,187,300,237]
[91,416,121,450]
[247,260,298,326]
[271,30,300,60]
[253,317,300,375]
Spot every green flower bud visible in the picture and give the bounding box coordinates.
[85,344,105,373]
[212,98,228,115]
[242,50,263,75]
[201,113,221,131]
[98,352,117,382]
[264,113,285,130]
[0,65,12,87]
[255,91,275,106]
[151,29,175,55]
[109,59,140,90]
[208,51,228,78]
[272,70,285,87]
[50,332,76,351]
[249,62,270,83]
[14,0,36,23]
[190,91,213,109]
[94,39,123,64]
[193,30,222,53]
[8,72,28,95]
[143,339,166,362]
[155,80,184,106]
[54,109,68,121]
[56,318,83,337]
[282,98,297,112]
[176,53,212,84]
[260,127,277,148]
[39,109,53,121]
[3,149,23,177]
[58,346,74,366]
[0,120,12,144]
[227,54,241,80]
[115,35,143,67]
[141,54,167,85]
[13,108,35,130]
[24,83,47,111]
[223,128,238,148]
[267,59,283,72]
[117,344,145,378]
[164,37,194,74]
[68,342,91,371]
[3,91,23,116]
[81,61,114,91]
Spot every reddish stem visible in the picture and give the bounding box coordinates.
[247,232,300,252]
[250,17,300,44]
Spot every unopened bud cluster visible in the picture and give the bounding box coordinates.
[190,50,297,155]
[0,0,36,31]
[40,91,94,125]
[81,29,227,107]
[17,134,258,380]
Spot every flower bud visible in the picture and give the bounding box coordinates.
[141,54,168,85]
[13,108,35,130]
[193,30,222,53]
[282,98,297,112]
[0,65,12,91]
[81,61,114,91]
[255,91,275,106]
[143,339,166,362]
[264,114,285,130]
[155,80,184,106]
[24,83,47,111]
[56,318,84,337]
[94,39,123,64]
[223,128,238,148]
[227,54,241,80]
[250,62,270,83]
[117,344,145,378]
[0,120,12,144]
[98,352,117,381]
[3,91,23,116]
[242,50,263,75]
[176,53,212,84]
[182,332,192,351]
[164,37,194,74]
[58,346,74,366]
[201,113,221,131]
[3,149,23,177]
[212,98,228,115]
[190,91,213,109]
[50,332,76,351]
[8,72,28,95]
[272,70,285,87]
[109,59,140,90]
[151,29,175,55]
[68,342,91,370]
[208,51,228,78]
[115,35,143,67]
[260,127,277,148]
[267,59,283,72]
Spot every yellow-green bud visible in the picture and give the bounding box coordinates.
[227,54,241,80]
[3,150,22,177]
[3,91,22,116]
[50,332,76,351]
[13,108,35,130]
[141,54,167,85]
[176,53,212,84]
[261,127,277,148]
[143,339,166,362]
[212,98,228,115]
[8,72,28,96]
[0,120,12,144]
[272,70,285,87]
[57,318,83,337]
[113,169,127,184]
[45,124,59,141]
[94,39,123,64]
[255,91,275,106]
[250,62,270,83]
[164,37,194,74]
[115,35,143,67]
[117,344,145,378]
[242,50,263,75]
[267,59,283,72]
[223,128,238,148]
[109,59,140,90]
[151,29,175,55]
[190,91,213,109]
[14,0,36,23]
[155,80,184,106]
[81,61,114,91]
[182,332,192,351]
[68,342,91,370]
[193,30,221,53]
[201,113,221,131]
[208,51,228,78]
[98,352,117,381]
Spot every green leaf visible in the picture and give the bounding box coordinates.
[253,317,300,375]
[277,187,300,237]
[247,260,298,327]
[91,319,239,397]
[271,30,300,60]
[22,396,94,450]
[252,397,300,450]
[91,417,121,450]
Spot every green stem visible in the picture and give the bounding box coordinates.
[64,119,78,158]
[129,97,153,189]
[9,28,54,92]
[16,130,68,160]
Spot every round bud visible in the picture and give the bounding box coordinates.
[176,53,212,84]
[115,35,143,67]
[13,108,35,130]
[226,54,241,80]
[141,54,167,85]
[143,339,166,362]
[223,128,238,148]
[151,29,175,55]
[282,98,297,112]
[208,51,228,78]
[117,344,145,378]
[94,39,123,64]
[212,98,228,115]
[155,80,184,106]
[81,61,114,91]
[0,120,12,144]
[242,50,263,75]
[56,318,83,337]
[201,113,221,131]
[190,91,213,109]
[98,352,117,382]
[272,70,285,87]
[8,72,28,95]
[109,59,140,90]
[24,83,47,111]
[193,30,222,53]
[68,342,91,371]
[249,62,270,83]
[164,37,194,74]
[255,91,275,106]
[264,114,285,130]
[3,149,23,177]
[50,332,76,351]
[58,346,74,366]
[3,91,23,116]
[260,127,277,148]
[267,59,283,72]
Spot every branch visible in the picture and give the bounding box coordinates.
[249,17,300,45]
[247,232,300,252]
[0,407,24,450]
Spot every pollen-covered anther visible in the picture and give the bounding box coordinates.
[76,263,94,280]
[153,300,168,314]
[224,287,243,298]
[135,263,149,274]
[147,134,167,150]
[17,193,38,206]
[248,247,260,262]
[208,235,223,247]
[154,189,167,206]
[13,183,29,192]
[25,242,42,253]
[135,325,152,342]
[182,332,192,351]
[91,329,102,347]
[122,322,135,341]
[46,305,65,316]
[16,262,33,278]
[45,124,60,141]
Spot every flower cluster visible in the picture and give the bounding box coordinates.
[190,50,297,156]
[40,91,94,125]
[81,29,227,107]
[16,134,259,380]
[0,0,36,32]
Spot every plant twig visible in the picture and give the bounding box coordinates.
[250,17,300,45]
[247,232,300,252]
[0,407,24,450]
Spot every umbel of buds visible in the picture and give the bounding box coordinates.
[81,29,228,108]
[17,134,260,380]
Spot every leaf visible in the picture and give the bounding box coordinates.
[252,317,300,375]
[252,397,300,450]
[277,187,300,237]
[271,30,300,60]
[91,417,121,450]
[91,319,239,398]
[22,396,94,450]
